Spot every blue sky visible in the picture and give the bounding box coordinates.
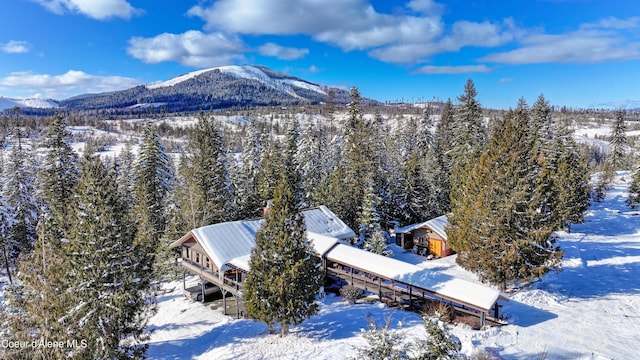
[1,0,638,109]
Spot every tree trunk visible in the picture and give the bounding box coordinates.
[2,244,12,284]
[280,321,289,336]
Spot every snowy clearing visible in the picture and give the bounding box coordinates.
[145,172,640,359]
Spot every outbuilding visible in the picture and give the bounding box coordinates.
[395,215,453,257]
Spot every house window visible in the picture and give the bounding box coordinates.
[195,252,200,264]
[205,257,211,269]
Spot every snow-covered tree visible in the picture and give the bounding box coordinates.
[176,111,231,228]
[296,119,328,209]
[38,112,79,224]
[132,122,175,284]
[63,150,149,358]
[3,129,38,259]
[363,230,392,257]
[351,314,410,360]
[432,99,455,213]
[414,316,461,360]
[233,118,264,219]
[0,194,14,284]
[607,109,628,175]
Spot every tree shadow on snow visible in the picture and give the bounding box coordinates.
[146,319,266,360]
[295,299,422,341]
[503,300,558,328]
[549,238,640,298]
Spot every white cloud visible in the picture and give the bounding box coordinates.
[581,16,640,30]
[32,0,141,20]
[258,43,309,60]
[481,16,640,64]
[308,65,320,73]
[127,31,246,67]
[188,0,444,62]
[407,0,444,15]
[413,65,491,74]
[2,40,31,54]
[0,70,141,99]
[481,29,640,64]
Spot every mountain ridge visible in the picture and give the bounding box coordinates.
[57,65,352,112]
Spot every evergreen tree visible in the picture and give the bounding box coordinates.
[284,117,304,208]
[351,315,410,360]
[296,119,328,209]
[448,107,563,289]
[0,193,14,284]
[233,118,264,219]
[244,172,322,336]
[63,150,149,358]
[3,131,38,259]
[363,230,392,257]
[131,123,175,284]
[256,137,284,203]
[550,129,590,230]
[0,113,79,358]
[178,111,231,228]
[608,109,628,174]
[449,79,485,168]
[449,80,486,228]
[324,86,376,230]
[432,99,455,213]
[115,142,136,208]
[414,316,460,360]
[38,112,79,224]
[628,165,640,208]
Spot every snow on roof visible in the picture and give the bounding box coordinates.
[228,234,340,273]
[304,205,356,240]
[396,215,448,240]
[306,233,341,257]
[227,254,251,272]
[325,243,503,310]
[179,206,354,272]
[191,219,263,273]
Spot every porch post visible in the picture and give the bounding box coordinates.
[409,287,412,309]
[200,276,205,303]
[222,290,227,315]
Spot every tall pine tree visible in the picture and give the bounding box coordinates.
[449,106,562,289]
[63,150,149,358]
[131,123,175,284]
[244,171,322,335]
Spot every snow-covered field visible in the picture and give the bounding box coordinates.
[145,172,640,359]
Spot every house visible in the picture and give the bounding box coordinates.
[395,215,453,257]
[170,209,508,326]
[169,205,356,316]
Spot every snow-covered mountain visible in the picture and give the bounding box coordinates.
[147,65,327,99]
[60,65,353,112]
[0,96,58,111]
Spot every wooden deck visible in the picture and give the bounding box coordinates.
[179,259,245,317]
[325,265,506,326]
[179,257,506,326]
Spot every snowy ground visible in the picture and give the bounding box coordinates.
[145,172,640,359]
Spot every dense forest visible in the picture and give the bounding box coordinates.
[0,79,637,357]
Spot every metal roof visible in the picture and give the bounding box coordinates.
[396,214,449,240]
[325,243,505,311]
[171,206,354,273]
